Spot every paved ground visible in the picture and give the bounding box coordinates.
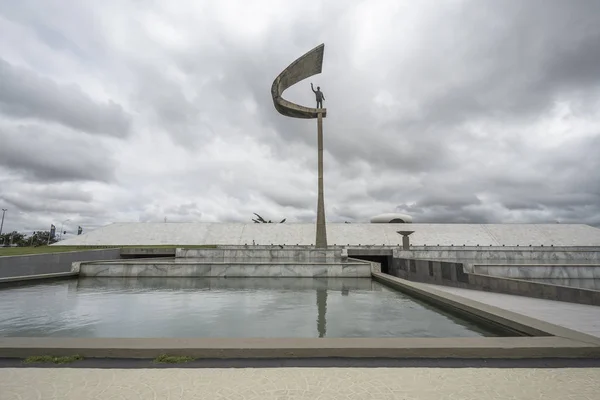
[421,283,600,338]
[1,367,600,399]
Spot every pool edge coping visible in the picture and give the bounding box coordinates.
[372,272,600,346]
[0,336,599,359]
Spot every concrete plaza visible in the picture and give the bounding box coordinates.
[1,366,599,399]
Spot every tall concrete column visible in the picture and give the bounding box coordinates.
[316,112,327,248]
[270,43,328,248]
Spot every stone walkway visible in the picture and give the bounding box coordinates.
[1,367,600,399]
[421,283,600,338]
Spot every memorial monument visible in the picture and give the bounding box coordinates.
[271,43,328,248]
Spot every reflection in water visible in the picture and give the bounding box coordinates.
[0,277,500,338]
[316,289,327,338]
[75,277,377,292]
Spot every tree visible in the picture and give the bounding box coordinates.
[30,231,58,246]
[0,231,26,247]
[0,230,58,247]
[252,213,286,224]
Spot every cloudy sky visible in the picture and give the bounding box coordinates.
[1,0,600,237]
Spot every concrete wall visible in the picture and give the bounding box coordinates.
[388,258,600,306]
[78,260,374,278]
[390,258,469,285]
[395,248,600,271]
[468,273,600,306]
[0,249,121,280]
[473,264,600,279]
[176,247,345,263]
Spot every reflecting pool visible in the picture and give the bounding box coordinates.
[0,277,501,338]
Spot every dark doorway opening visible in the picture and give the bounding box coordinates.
[349,255,391,274]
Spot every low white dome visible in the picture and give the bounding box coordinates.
[370,213,413,223]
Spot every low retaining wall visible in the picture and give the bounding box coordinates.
[469,273,600,306]
[389,258,600,306]
[176,247,345,263]
[78,260,374,278]
[0,249,121,280]
[473,264,600,279]
[395,247,600,268]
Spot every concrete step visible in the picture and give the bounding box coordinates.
[78,260,375,278]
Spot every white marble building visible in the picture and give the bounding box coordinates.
[55,222,600,247]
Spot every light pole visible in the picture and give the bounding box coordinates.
[59,219,70,241]
[0,208,7,244]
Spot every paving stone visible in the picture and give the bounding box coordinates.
[1,367,599,400]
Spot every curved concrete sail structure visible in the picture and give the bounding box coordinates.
[271,43,327,119]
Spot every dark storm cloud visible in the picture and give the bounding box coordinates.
[0,124,115,182]
[398,0,600,130]
[494,135,600,222]
[391,133,600,226]
[0,58,131,137]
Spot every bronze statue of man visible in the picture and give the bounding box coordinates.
[311,83,325,109]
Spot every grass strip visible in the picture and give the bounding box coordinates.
[153,354,196,364]
[23,355,84,364]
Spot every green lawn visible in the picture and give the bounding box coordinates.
[0,245,216,256]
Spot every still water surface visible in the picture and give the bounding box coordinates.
[0,278,499,338]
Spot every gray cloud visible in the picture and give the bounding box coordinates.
[0,123,115,182]
[0,58,131,137]
[2,193,100,215]
[418,193,482,210]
